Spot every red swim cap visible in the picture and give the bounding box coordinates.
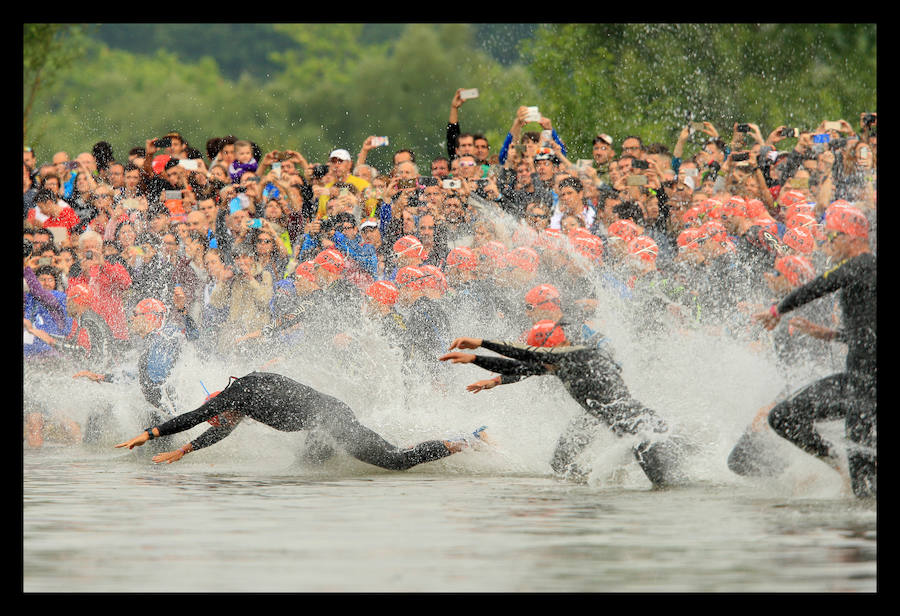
[134,297,167,330]
[314,248,345,274]
[627,235,659,264]
[526,320,567,348]
[608,219,642,241]
[677,228,705,252]
[295,260,316,282]
[445,246,478,271]
[365,280,399,305]
[395,266,428,289]
[524,284,561,311]
[392,235,424,258]
[505,246,540,273]
[824,205,868,239]
[782,226,815,254]
[774,255,816,287]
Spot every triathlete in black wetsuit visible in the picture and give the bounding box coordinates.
[754,205,876,498]
[440,335,689,488]
[115,371,484,470]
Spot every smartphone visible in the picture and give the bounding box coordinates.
[459,88,479,100]
[824,121,842,132]
[513,144,528,153]
[38,257,52,266]
[249,218,263,229]
[153,137,172,148]
[524,106,541,123]
[121,198,141,210]
[442,179,462,190]
[178,159,199,171]
[576,159,593,169]
[271,162,282,177]
[689,122,705,132]
[371,136,390,147]
[164,190,183,201]
[731,152,750,162]
[788,177,809,189]
[682,167,699,177]
[780,127,799,138]
[812,133,831,144]
[540,130,553,145]
[631,159,649,170]
[626,175,648,186]
[398,179,418,190]
[736,123,751,133]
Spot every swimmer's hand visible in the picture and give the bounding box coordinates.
[152,448,186,464]
[448,337,482,350]
[115,431,150,450]
[466,377,501,393]
[439,351,476,364]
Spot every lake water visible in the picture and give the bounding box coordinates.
[23,277,876,593]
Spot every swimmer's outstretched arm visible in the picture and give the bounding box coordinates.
[115,398,244,463]
[448,336,587,366]
[440,350,546,392]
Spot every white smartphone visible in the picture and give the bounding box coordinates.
[459,88,479,100]
[524,106,541,123]
[372,136,390,147]
[178,159,199,170]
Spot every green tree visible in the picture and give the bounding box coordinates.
[522,24,876,161]
[23,24,92,148]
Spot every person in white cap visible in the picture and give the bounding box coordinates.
[317,149,374,219]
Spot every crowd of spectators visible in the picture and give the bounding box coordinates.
[23,91,877,434]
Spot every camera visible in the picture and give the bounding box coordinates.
[736,124,751,133]
[631,159,649,170]
[780,127,799,138]
[153,137,172,148]
[442,179,462,190]
[863,113,876,125]
[731,152,750,162]
[397,179,418,190]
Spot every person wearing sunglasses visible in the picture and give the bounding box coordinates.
[753,203,875,498]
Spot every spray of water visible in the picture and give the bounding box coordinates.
[24,198,849,496]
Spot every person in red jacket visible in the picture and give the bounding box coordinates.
[66,229,133,343]
[25,188,80,240]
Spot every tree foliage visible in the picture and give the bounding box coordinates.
[522,24,876,160]
[25,23,875,171]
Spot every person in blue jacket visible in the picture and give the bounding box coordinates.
[73,291,199,443]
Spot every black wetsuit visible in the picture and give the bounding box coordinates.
[152,372,452,471]
[765,253,876,498]
[470,339,687,487]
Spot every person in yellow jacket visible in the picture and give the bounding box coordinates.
[316,149,377,219]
